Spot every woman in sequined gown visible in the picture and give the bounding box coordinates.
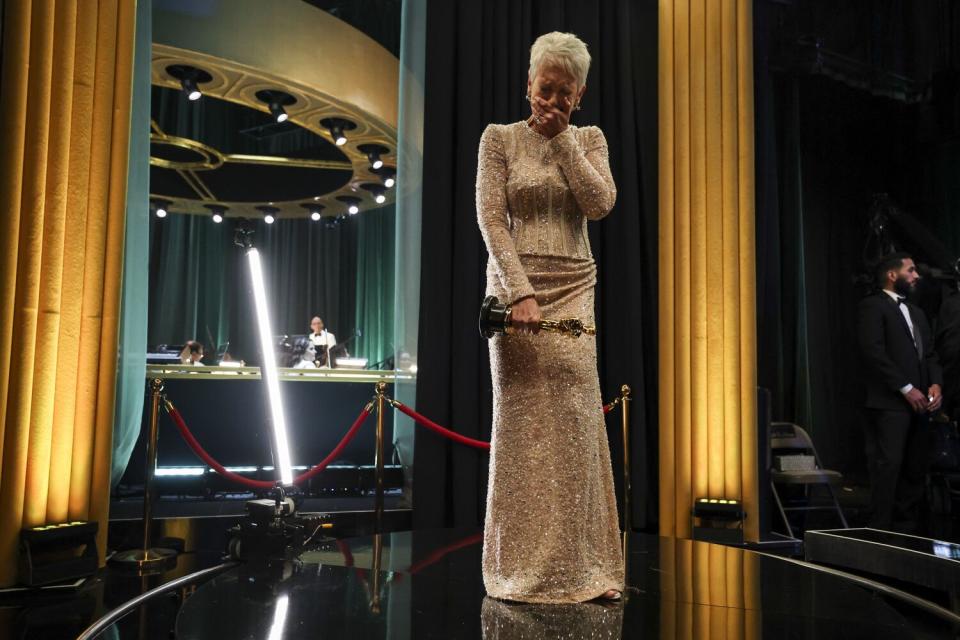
[477,32,624,604]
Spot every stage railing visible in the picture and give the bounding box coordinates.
[119,378,634,565]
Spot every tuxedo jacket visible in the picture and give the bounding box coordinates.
[857,291,942,411]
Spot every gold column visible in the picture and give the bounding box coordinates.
[0,0,135,585]
[659,0,759,540]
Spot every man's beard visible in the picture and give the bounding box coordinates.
[893,275,913,298]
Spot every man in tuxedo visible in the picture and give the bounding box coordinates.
[858,252,943,532]
[308,316,337,368]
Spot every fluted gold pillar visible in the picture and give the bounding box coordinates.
[658,0,759,540]
[0,0,136,585]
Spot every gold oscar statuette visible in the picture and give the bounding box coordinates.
[478,296,596,339]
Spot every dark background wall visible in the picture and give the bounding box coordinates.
[755,0,960,478]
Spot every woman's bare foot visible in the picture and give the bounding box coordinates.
[601,589,621,600]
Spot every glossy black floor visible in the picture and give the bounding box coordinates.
[173,528,960,640]
[5,516,958,639]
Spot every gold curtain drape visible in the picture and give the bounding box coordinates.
[0,0,136,585]
[658,0,759,540]
[658,537,761,640]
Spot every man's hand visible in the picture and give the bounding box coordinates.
[904,387,929,413]
[510,297,541,335]
[927,384,943,412]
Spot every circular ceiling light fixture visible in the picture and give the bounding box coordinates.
[204,203,228,223]
[257,204,280,224]
[361,183,387,205]
[358,144,389,170]
[301,203,325,221]
[336,195,362,215]
[151,198,172,218]
[374,166,396,188]
[255,89,297,123]
[320,117,357,146]
[166,64,213,101]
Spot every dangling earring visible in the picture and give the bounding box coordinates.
[525,92,532,102]
[574,101,582,111]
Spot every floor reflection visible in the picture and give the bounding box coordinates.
[481,597,624,640]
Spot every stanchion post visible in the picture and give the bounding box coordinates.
[370,533,383,614]
[374,381,387,534]
[620,385,632,533]
[110,379,177,571]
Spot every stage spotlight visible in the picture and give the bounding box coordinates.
[257,205,279,225]
[151,198,171,218]
[320,117,357,146]
[374,166,396,188]
[166,65,212,101]
[337,196,361,215]
[182,77,201,101]
[255,90,297,124]
[361,183,387,205]
[300,203,324,221]
[358,144,389,171]
[205,204,227,224]
[247,248,293,485]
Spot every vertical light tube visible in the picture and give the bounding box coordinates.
[247,248,293,485]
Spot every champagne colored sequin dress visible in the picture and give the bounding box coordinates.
[476,121,624,603]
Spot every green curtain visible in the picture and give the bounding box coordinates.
[147,213,235,352]
[147,213,396,366]
[355,205,396,366]
[111,0,152,485]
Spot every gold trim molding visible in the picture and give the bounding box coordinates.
[150,0,399,219]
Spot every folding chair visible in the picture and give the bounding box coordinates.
[769,422,849,538]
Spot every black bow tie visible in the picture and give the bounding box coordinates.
[896,297,907,306]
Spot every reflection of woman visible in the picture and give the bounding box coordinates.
[481,597,622,639]
[477,32,623,603]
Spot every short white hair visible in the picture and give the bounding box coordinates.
[528,32,591,87]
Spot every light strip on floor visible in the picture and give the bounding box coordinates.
[267,594,289,640]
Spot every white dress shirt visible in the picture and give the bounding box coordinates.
[309,330,337,368]
[882,289,917,394]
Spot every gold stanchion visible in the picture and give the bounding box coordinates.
[619,385,632,588]
[374,381,387,534]
[620,384,632,532]
[370,533,383,614]
[111,379,177,572]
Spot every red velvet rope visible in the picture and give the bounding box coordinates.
[394,400,617,451]
[393,402,491,451]
[165,392,618,490]
[335,532,483,582]
[165,403,371,488]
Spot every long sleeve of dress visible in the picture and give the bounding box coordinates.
[549,126,616,220]
[476,125,536,303]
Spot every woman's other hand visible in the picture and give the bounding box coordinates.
[511,296,542,335]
